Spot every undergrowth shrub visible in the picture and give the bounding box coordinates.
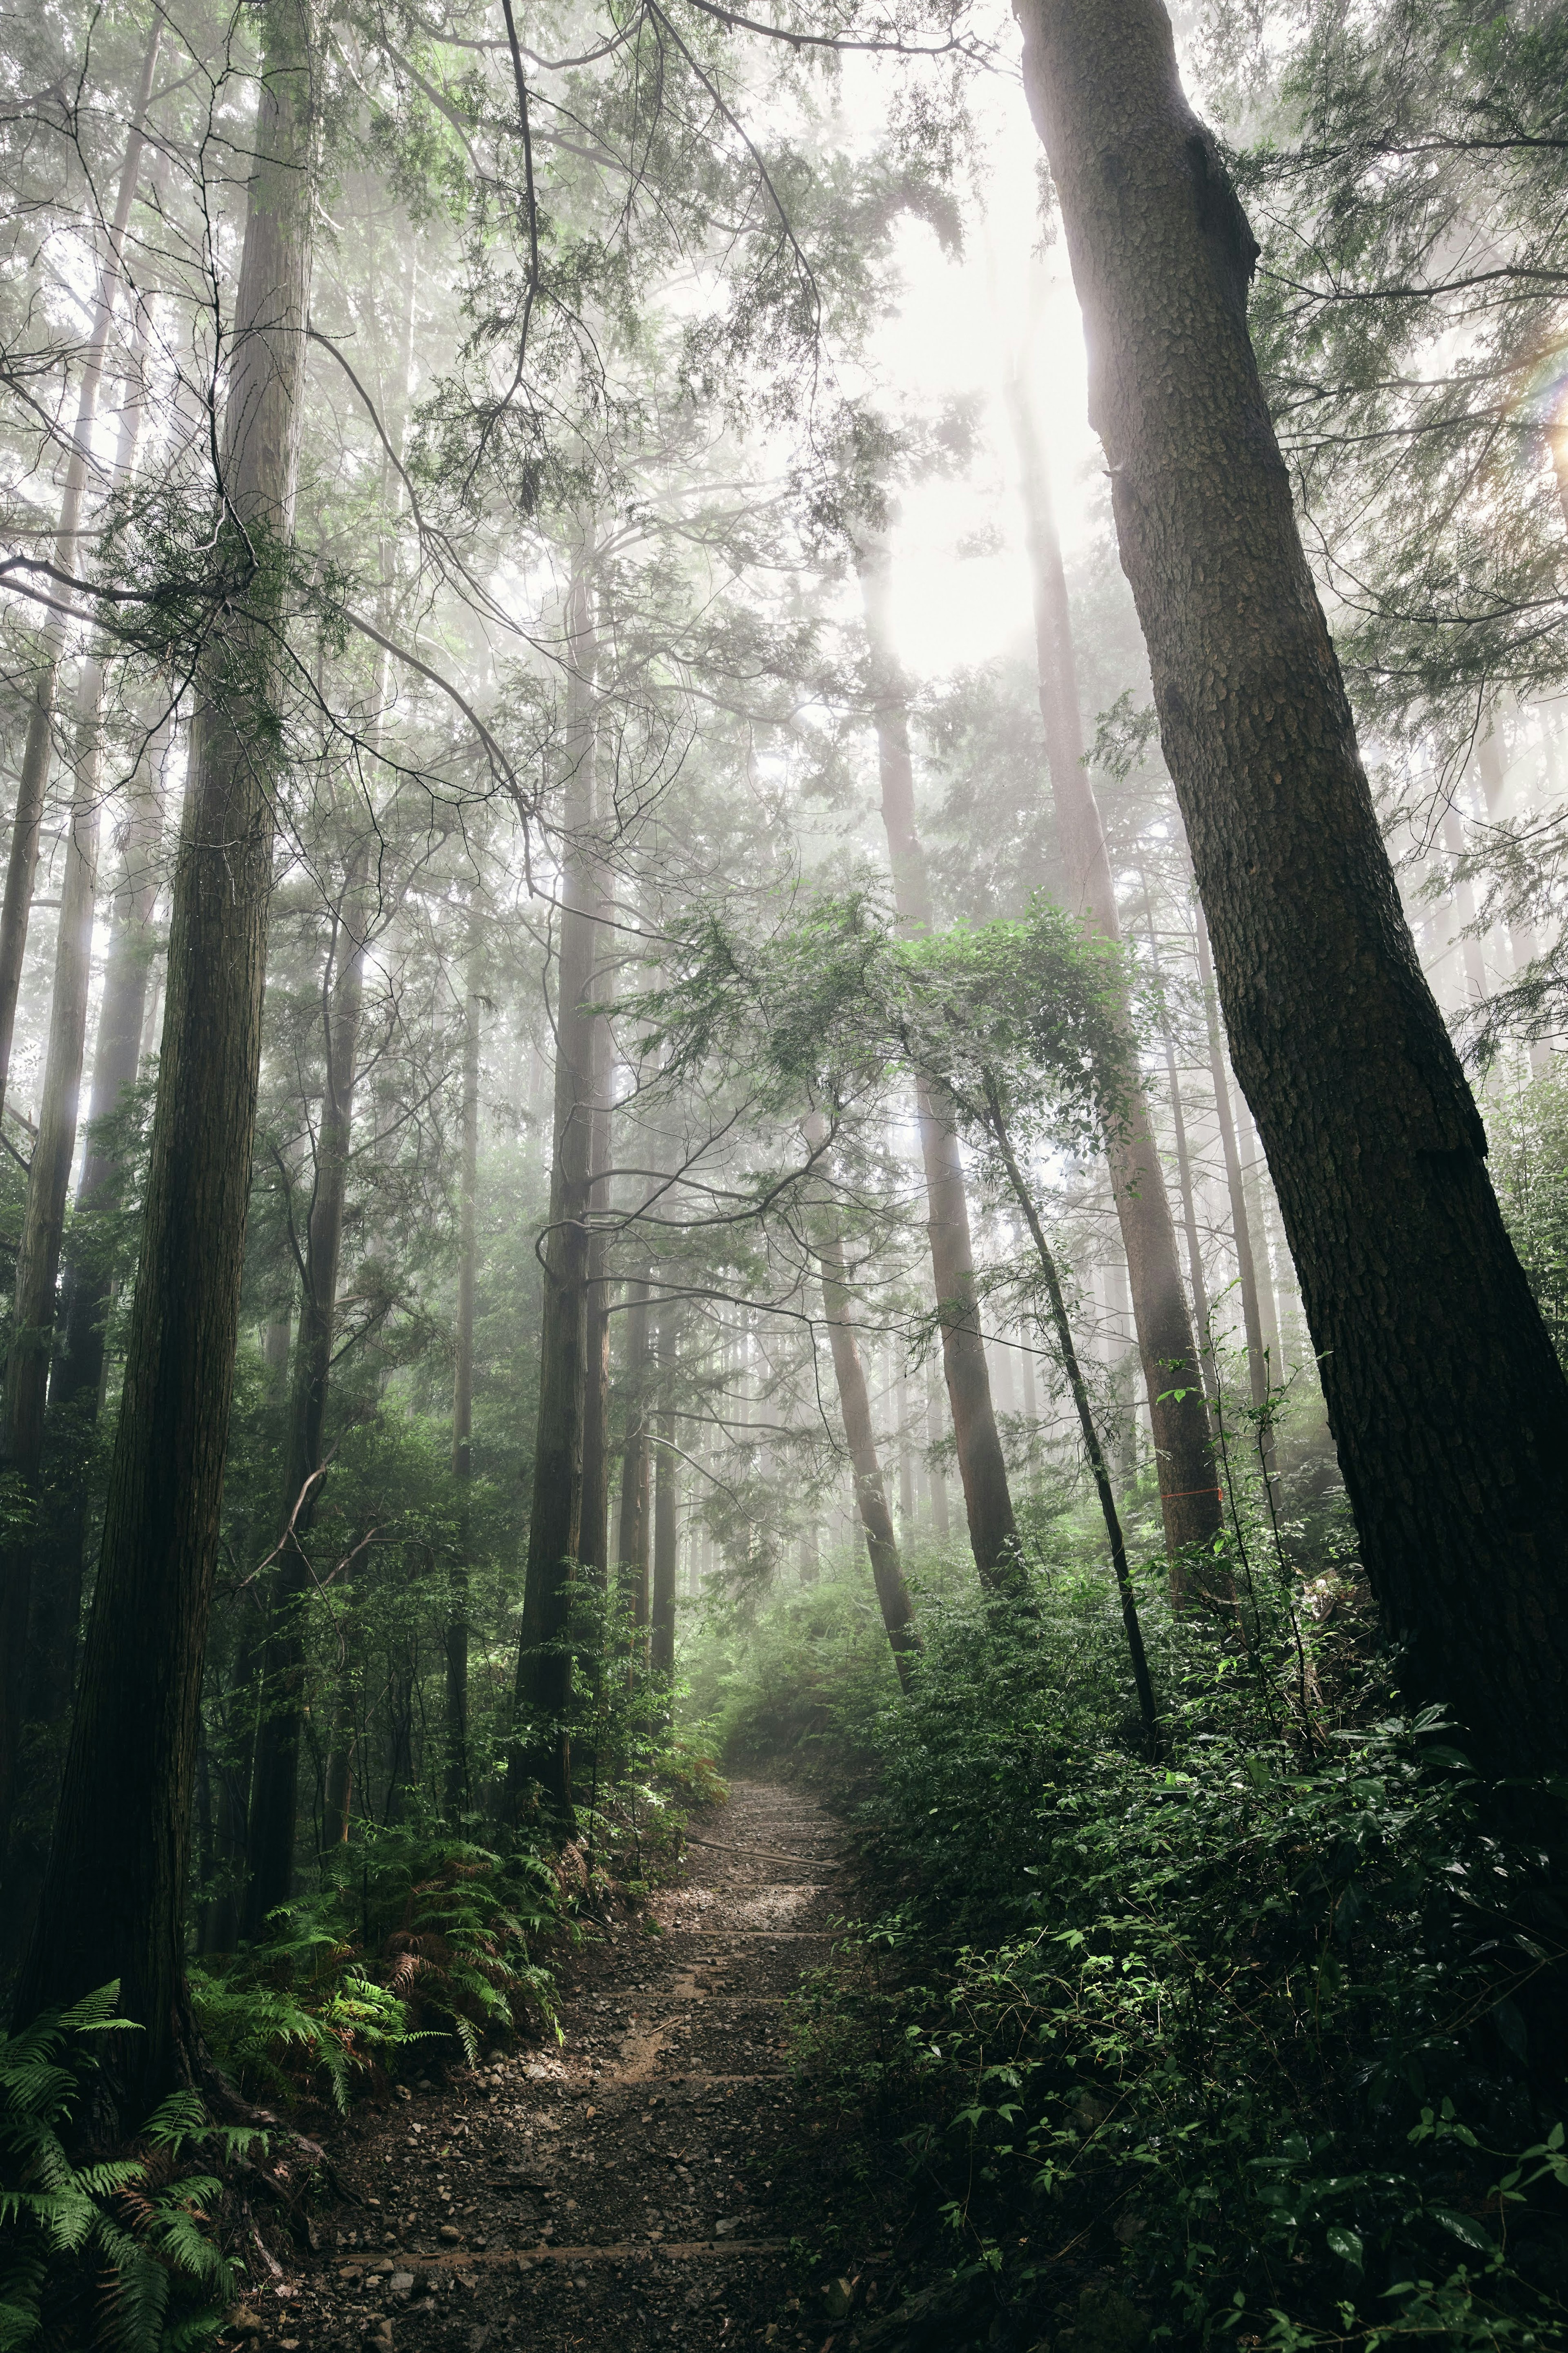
[192,1833,561,2108]
[0,1985,252,2352]
[715,1546,1568,2351]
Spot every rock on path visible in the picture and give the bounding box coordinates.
[240,1781,844,2353]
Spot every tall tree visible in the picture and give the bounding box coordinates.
[857,535,1024,1596]
[512,543,600,1812]
[446,925,481,1820]
[1016,0,1568,1773]
[16,0,320,2088]
[0,22,162,1125]
[649,1288,680,1682]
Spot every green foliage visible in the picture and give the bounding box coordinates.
[192,1832,561,2108]
[717,1568,1568,2351]
[0,1985,249,2353]
[1492,1064,1568,1370]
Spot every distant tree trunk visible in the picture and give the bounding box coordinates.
[1017,0,1568,1774]
[1007,371,1221,1577]
[808,1169,920,1687]
[321,1693,356,1851]
[987,1092,1158,1749]
[0,23,162,1127]
[17,0,318,2091]
[856,539,1022,1595]
[924,1353,951,1539]
[0,685,103,1875]
[579,907,615,1584]
[2,326,162,1842]
[1139,897,1213,1356]
[649,1291,679,1682]
[1194,908,1268,1414]
[446,935,480,1822]
[617,1274,652,1633]
[242,834,373,1938]
[1239,1101,1282,1368]
[512,544,599,1813]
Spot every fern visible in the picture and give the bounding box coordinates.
[0,1986,248,2353]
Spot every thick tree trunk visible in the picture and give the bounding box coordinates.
[242,836,373,1938]
[16,0,318,2087]
[857,540,1022,1595]
[649,1292,679,1682]
[0,25,162,1127]
[446,937,480,1821]
[616,1274,652,1633]
[512,548,599,1812]
[1017,0,1568,1774]
[1008,372,1221,1571]
[809,1185,920,1686]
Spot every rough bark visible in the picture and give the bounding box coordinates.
[857,538,1022,1595]
[1008,371,1221,1569]
[512,549,599,1812]
[1016,0,1568,1773]
[0,25,162,1127]
[17,0,318,2087]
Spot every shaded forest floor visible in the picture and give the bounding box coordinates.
[230,1784,850,2353]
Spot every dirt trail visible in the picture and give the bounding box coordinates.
[246,1782,844,2353]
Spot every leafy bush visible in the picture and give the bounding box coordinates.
[0,1985,252,2353]
[192,1834,561,2106]
[719,1551,1568,2351]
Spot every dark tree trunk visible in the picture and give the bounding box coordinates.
[0,24,161,1129]
[16,0,318,2090]
[242,834,373,1938]
[808,1166,920,1686]
[988,1095,1158,1749]
[857,539,1023,1595]
[446,935,480,1821]
[512,546,599,1813]
[616,1274,651,1633]
[1008,374,1221,1575]
[1017,0,1568,1774]
[579,907,615,1584]
[649,1291,679,1682]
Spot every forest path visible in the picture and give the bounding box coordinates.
[272,1781,844,2353]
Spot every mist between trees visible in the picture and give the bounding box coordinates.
[0,0,1566,2342]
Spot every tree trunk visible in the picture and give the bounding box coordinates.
[616,1274,651,1633]
[856,538,1022,1595]
[1194,907,1268,1414]
[579,900,615,1584]
[987,1093,1158,1749]
[0,24,162,1127]
[649,1291,679,1682]
[242,832,374,1938]
[1140,897,1213,1356]
[1017,0,1568,1774]
[1008,370,1221,1572]
[17,0,318,2090]
[924,1352,951,1539]
[808,1171,920,1686]
[512,545,599,1812]
[446,934,480,1822]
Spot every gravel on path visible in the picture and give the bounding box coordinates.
[228,1780,846,2353]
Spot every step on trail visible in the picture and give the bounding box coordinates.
[247,1782,844,2353]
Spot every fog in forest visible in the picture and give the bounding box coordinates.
[0,1,1566,2348]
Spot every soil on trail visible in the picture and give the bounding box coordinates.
[245,1782,844,2353]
